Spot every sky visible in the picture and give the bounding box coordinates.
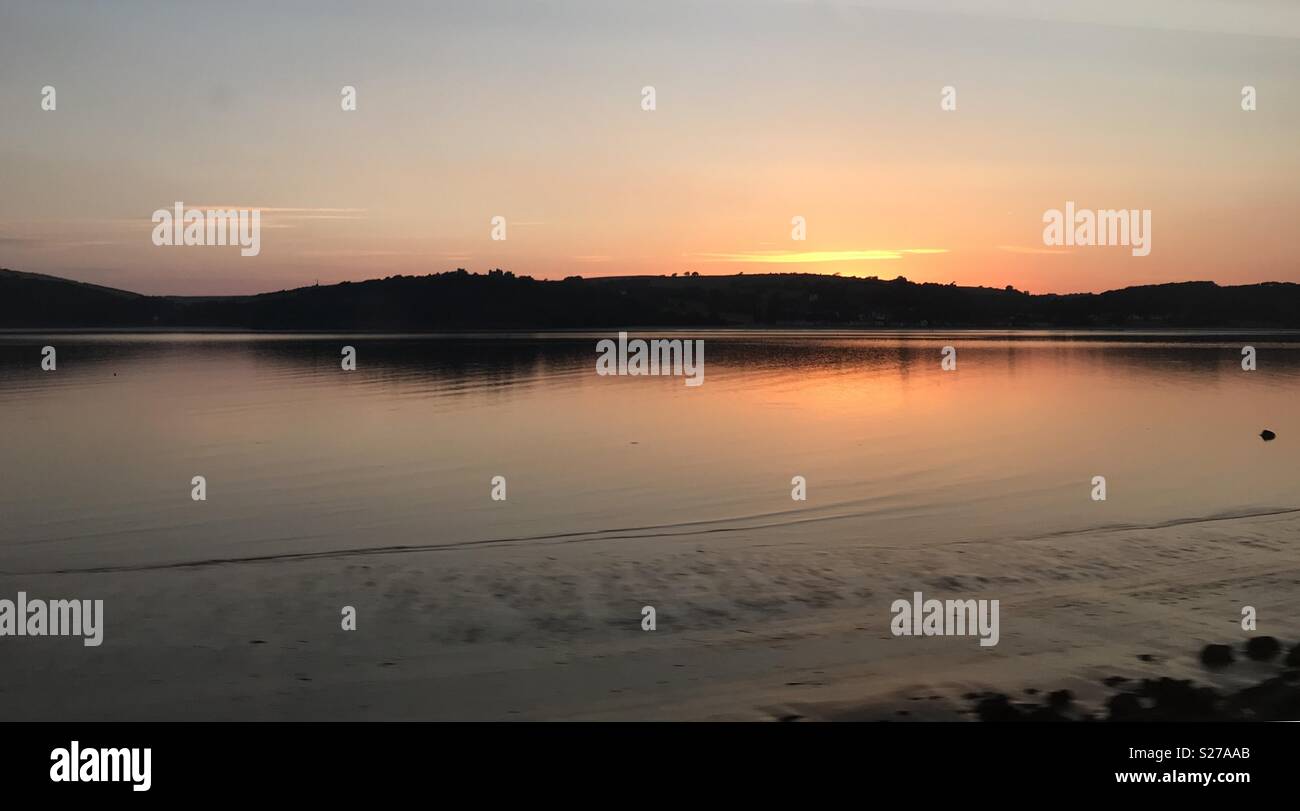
[1,0,1297,296]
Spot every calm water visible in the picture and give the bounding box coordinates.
[1,332,1297,574]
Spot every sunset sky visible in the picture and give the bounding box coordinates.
[2,0,1297,296]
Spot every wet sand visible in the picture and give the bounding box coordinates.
[3,508,1299,720]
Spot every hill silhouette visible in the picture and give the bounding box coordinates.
[3,268,1299,330]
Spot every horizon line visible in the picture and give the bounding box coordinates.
[4,266,1296,301]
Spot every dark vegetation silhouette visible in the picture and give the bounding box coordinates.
[3,267,1299,330]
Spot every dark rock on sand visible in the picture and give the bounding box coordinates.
[1245,636,1282,661]
[970,692,1078,722]
[1260,429,1276,441]
[1025,705,1071,722]
[1138,678,1222,720]
[975,694,1023,722]
[1226,676,1300,719]
[1200,643,1234,667]
[1287,644,1300,667]
[1279,642,1300,670]
[961,640,1300,722]
[1106,693,1142,720]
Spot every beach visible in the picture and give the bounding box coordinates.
[5,505,1298,721]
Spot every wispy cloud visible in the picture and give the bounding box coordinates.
[0,235,121,249]
[688,249,947,263]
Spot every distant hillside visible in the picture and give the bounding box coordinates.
[3,268,1299,330]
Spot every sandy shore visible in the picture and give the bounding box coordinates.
[3,509,1299,720]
